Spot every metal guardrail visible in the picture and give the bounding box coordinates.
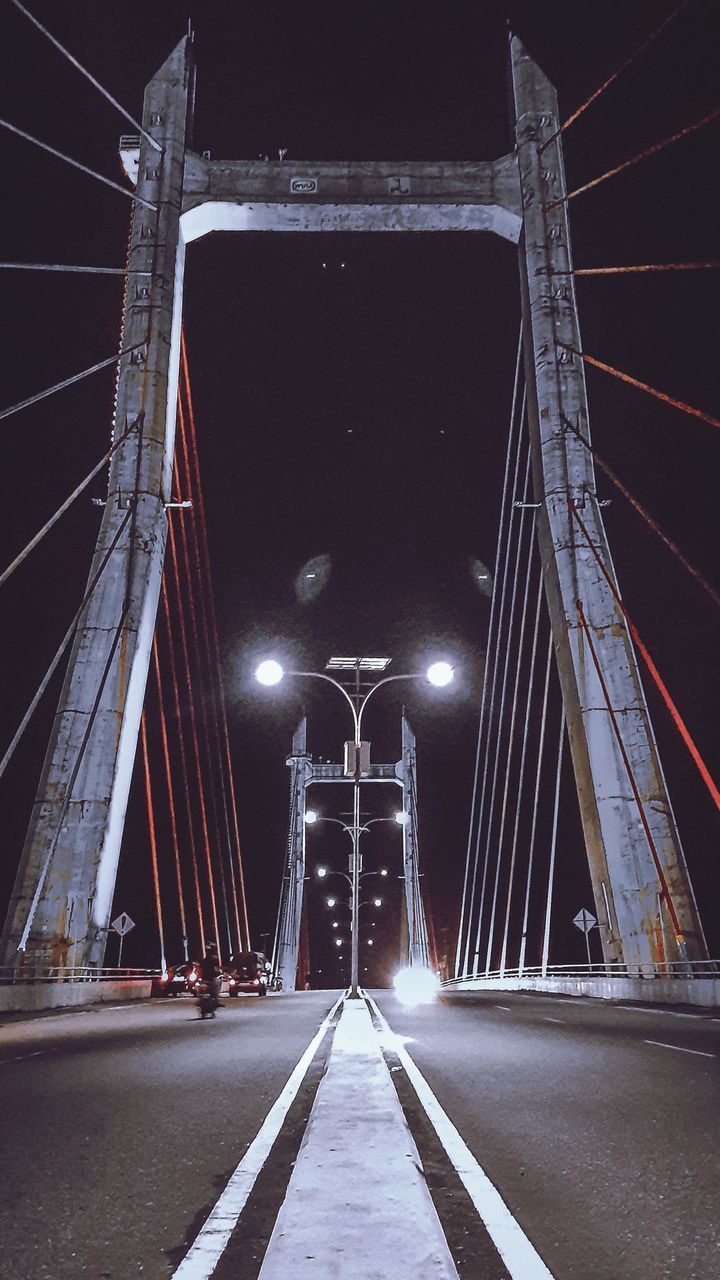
[0,966,160,985]
[444,960,720,984]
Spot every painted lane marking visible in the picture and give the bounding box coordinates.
[541,1017,564,1024]
[644,1040,715,1059]
[369,996,556,1280]
[171,995,343,1279]
[617,1005,714,1020]
[0,1051,45,1065]
[494,1005,512,1012]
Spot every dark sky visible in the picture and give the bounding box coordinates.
[0,1,718,979]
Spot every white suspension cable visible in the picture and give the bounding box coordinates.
[541,712,566,978]
[499,568,544,975]
[483,501,536,974]
[0,262,140,275]
[518,631,554,976]
[0,511,132,782]
[0,345,141,424]
[0,420,137,589]
[455,325,524,978]
[0,117,157,210]
[472,443,531,975]
[10,1,163,153]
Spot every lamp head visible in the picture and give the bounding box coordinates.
[394,810,409,825]
[373,897,382,907]
[256,659,284,686]
[326,897,336,908]
[317,866,328,879]
[426,661,454,687]
[304,810,318,825]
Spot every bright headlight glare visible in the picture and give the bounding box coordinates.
[393,966,441,1008]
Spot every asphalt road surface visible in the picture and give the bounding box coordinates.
[373,988,720,1280]
[1,988,718,1278]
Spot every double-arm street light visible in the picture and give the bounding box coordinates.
[255,658,454,997]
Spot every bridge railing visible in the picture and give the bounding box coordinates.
[0,965,161,985]
[445,959,720,984]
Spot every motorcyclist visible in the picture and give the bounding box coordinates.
[199,941,223,1007]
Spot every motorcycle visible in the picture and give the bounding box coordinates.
[197,981,220,1019]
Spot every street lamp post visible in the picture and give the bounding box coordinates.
[256,658,454,997]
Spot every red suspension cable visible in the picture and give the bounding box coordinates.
[159,575,206,954]
[539,1,690,153]
[575,600,684,940]
[174,398,237,959]
[546,262,720,276]
[544,105,720,212]
[165,510,222,958]
[562,418,720,609]
[563,347,720,431]
[180,329,251,948]
[140,711,167,972]
[150,635,189,952]
[572,506,720,813]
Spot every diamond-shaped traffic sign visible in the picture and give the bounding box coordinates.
[111,912,135,937]
[573,908,596,935]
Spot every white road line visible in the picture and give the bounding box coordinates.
[644,1040,715,1058]
[494,1005,512,1012]
[541,1017,564,1024]
[368,996,556,1280]
[171,995,343,1279]
[617,1005,712,1020]
[0,1051,45,1065]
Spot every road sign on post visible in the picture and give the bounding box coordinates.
[111,912,135,969]
[573,908,597,968]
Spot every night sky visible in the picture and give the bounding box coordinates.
[0,1,718,981]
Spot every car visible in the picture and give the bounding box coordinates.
[156,960,202,996]
[227,951,271,997]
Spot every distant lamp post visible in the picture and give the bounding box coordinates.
[256,654,455,996]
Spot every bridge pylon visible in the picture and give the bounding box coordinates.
[511,36,707,969]
[0,39,193,971]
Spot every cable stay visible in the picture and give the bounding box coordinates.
[0,262,144,275]
[455,326,524,977]
[540,712,565,977]
[517,633,554,976]
[165,503,223,959]
[140,713,167,976]
[565,262,719,276]
[10,0,163,153]
[175,396,244,958]
[471,447,532,975]
[0,419,138,590]
[0,117,156,210]
[539,0,690,153]
[179,331,251,949]
[563,347,720,432]
[456,332,526,977]
[572,505,720,812]
[544,105,720,212]
[0,510,132,782]
[149,637,190,962]
[158,575,207,955]
[562,417,720,609]
[0,345,143,424]
[498,571,545,976]
[482,501,538,975]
